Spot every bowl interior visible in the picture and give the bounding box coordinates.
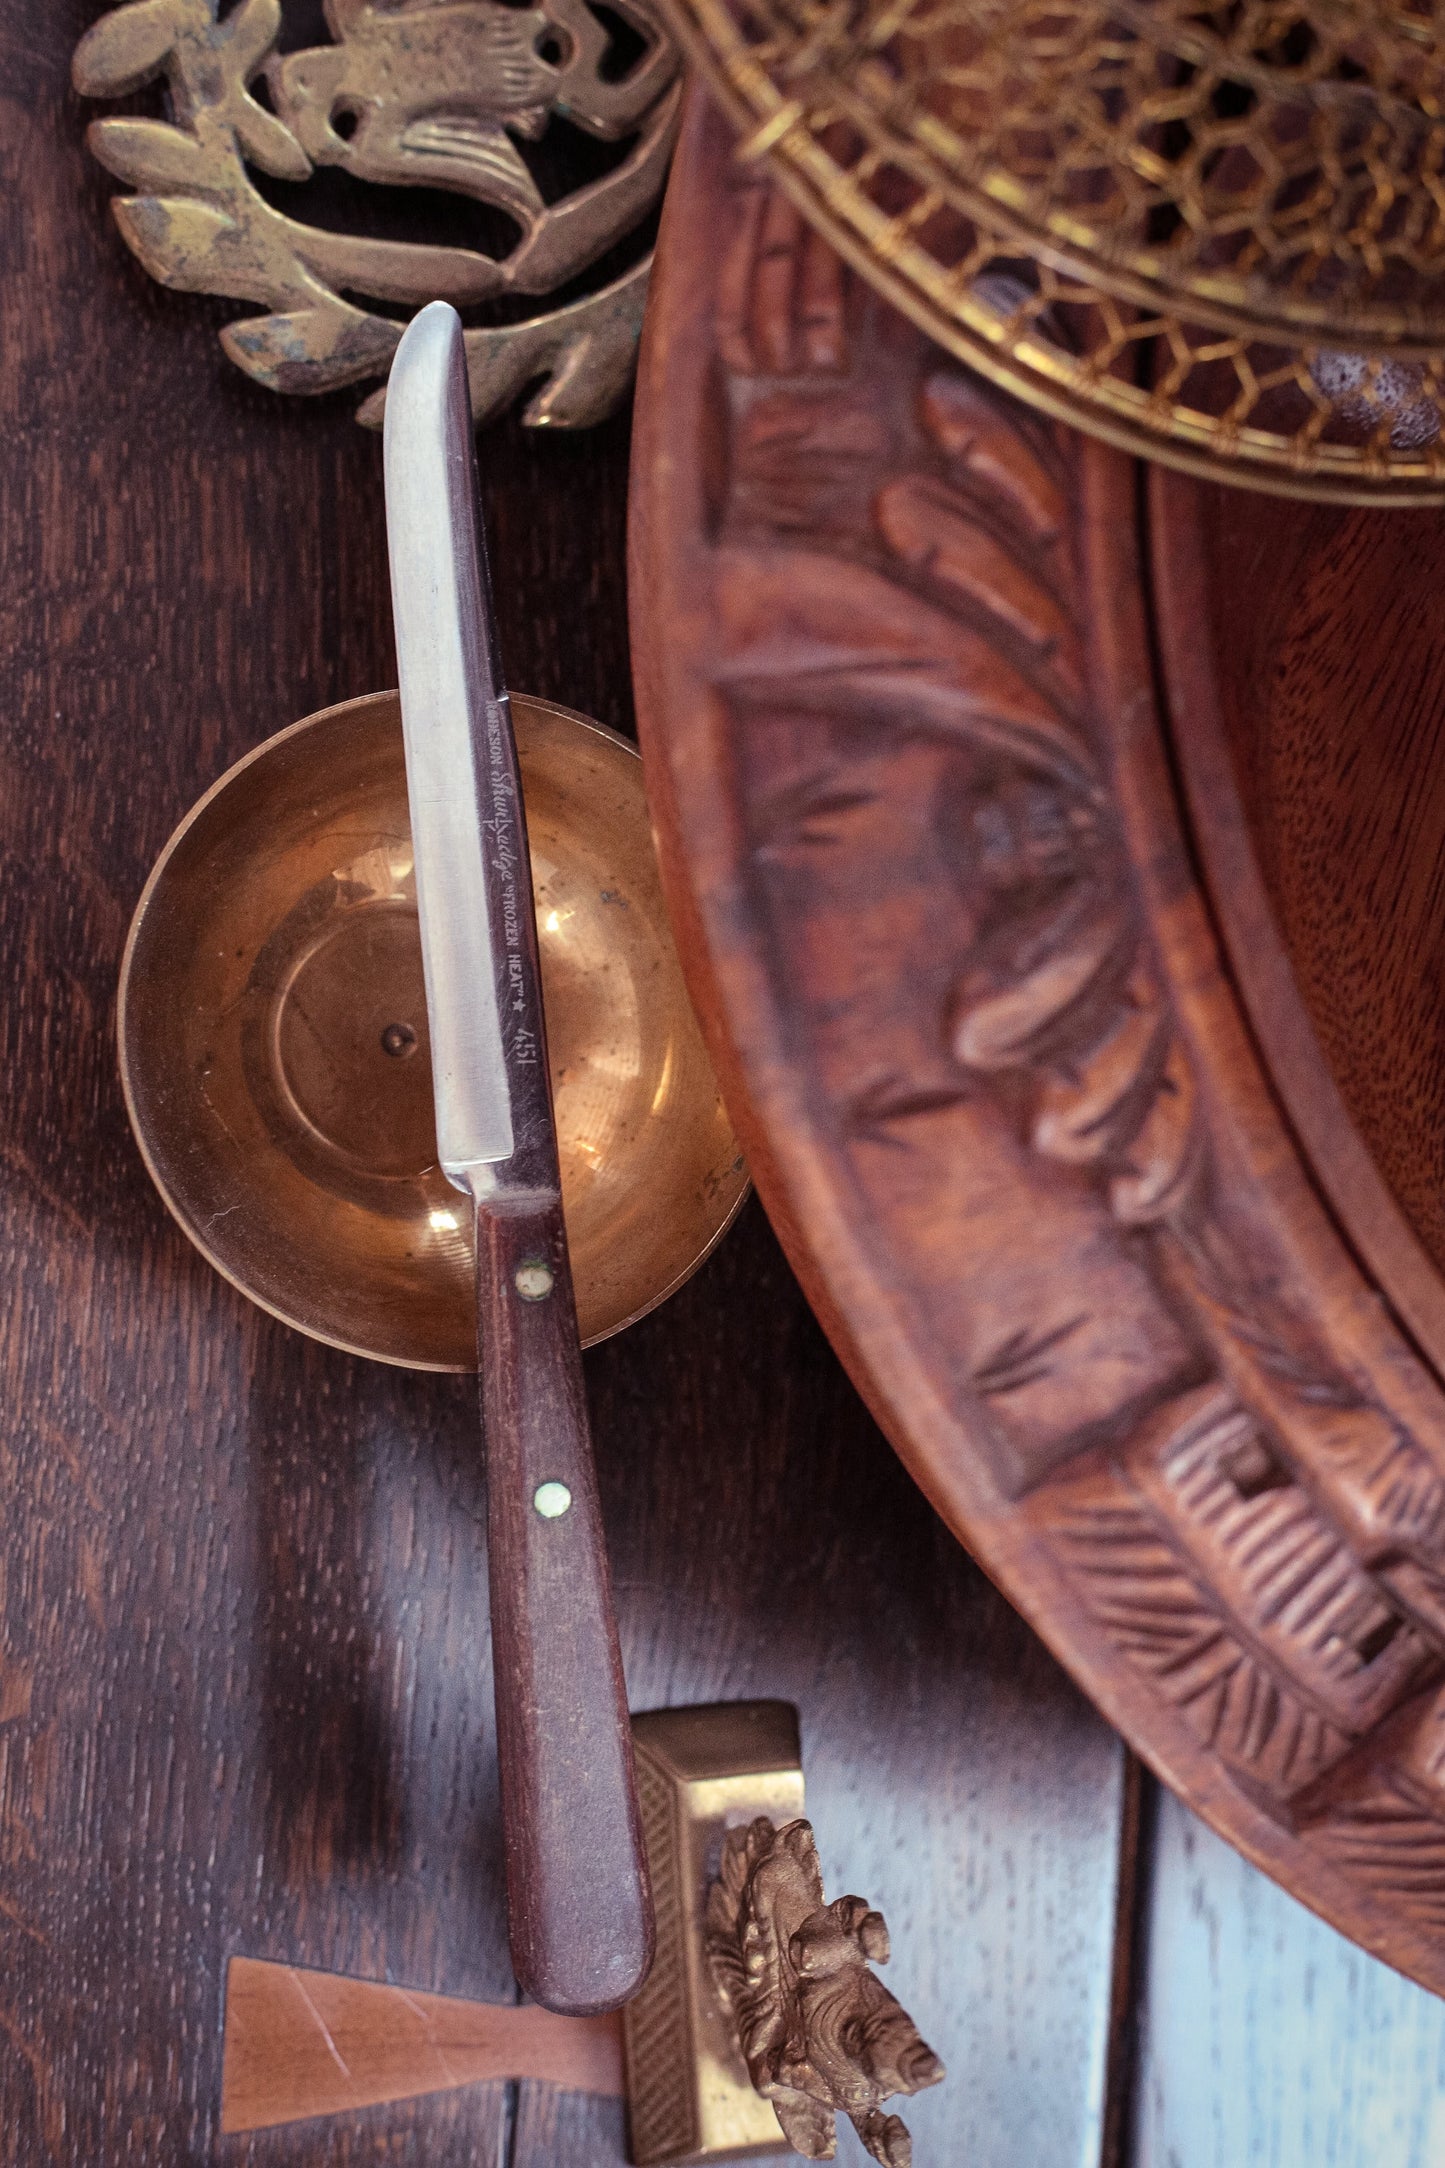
[120,690,747,1367]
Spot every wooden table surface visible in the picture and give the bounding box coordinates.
[5,9,1445,2166]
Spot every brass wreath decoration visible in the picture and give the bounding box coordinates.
[73,0,681,429]
[656,0,1445,501]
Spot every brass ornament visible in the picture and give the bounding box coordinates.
[625,1702,810,2165]
[656,0,1445,500]
[705,1818,944,2167]
[117,690,747,1369]
[72,0,681,429]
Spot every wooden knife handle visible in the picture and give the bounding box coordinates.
[473,1196,654,2015]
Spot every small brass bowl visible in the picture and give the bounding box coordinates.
[119,690,747,1368]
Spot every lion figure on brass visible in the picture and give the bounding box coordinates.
[706,1818,944,2167]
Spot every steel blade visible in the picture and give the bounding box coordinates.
[383,301,548,1195]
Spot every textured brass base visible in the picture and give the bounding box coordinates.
[624,1705,801,2165]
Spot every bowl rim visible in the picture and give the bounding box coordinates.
[117,686,749,1370]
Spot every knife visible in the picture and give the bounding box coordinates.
[383,300,653,2016]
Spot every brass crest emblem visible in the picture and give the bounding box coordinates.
[73,0,681,429]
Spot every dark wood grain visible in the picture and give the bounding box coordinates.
[475,1198,651,2015]
[1149,469,1445,1379]
[0,12,1127,2164]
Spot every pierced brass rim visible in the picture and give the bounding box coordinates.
[664,0,1445,503]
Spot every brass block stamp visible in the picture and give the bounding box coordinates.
[624,1704,943,2167]
[626,1703,802,2163]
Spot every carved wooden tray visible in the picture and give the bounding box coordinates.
[632,93,1445,1995]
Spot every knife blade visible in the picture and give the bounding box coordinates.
[384,300,653,2016]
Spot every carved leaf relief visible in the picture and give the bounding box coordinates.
[672,136,1445,1922]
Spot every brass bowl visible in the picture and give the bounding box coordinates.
[119,690,747,1368]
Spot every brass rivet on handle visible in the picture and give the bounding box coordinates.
[515,1259,555,1302]
[533,1481,572,1519]
[380,1020,418,1059]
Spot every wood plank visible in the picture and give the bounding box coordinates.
[1134,1787,1445,2168]
[0,7,630,2158]
[0,10,1129,2160]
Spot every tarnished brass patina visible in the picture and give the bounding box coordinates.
[623,1704,944,2167]
[658,0,1445,501]
[707,1820,943,2168]
[118,690,747,1368]
[73,0,680,429]
[624,1703,806,2165]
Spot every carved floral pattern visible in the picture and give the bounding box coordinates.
[644,115,1445,1967]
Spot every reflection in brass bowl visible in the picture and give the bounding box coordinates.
[120,690,748,1368]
